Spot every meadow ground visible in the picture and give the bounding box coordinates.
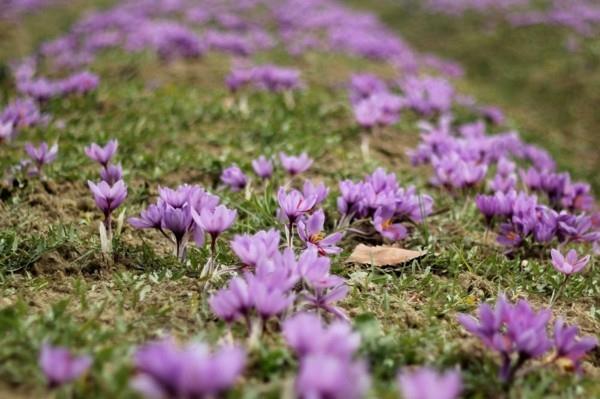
[0,1,599,398]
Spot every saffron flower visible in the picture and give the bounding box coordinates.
[283,313,369,399]
[129,184,217,261]
[397,367,462,399]
[458,295,552,384]
[283,313,360,359]
[131,337,245,399]
[99,163,123,185]
[373,206,407,241]
[129,204,163,230]
[550,248,590,275]
[553,318,597,372]
[220,165,248,192]
[25,142,58,176]
[39,344,92,388]
[295,353,370,399]
[192,204,236,275]
[192,204,237,245]
[88,179,127,223]
[230,229,280,268]
[84,139,118,167]
[251,155,273,179]
[302,180,329,208]
[279,152,313,176]
[297,210,343,255]
[277,187,317,226]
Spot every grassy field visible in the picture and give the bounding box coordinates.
[347,0,600,192]
[0,1,599,398]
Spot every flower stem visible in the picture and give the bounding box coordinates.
[550,274,570,307]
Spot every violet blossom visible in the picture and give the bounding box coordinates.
[131,337,245,399]
[25,142,58,176]
[297,210,343,255]
[251,155,273,179]
[550,248,590,275]
[397,367,462,399]
[220,165,248,192]
[85,139,118,167]
[458,295,552,384]
[39,344,92,388]
[279,152,313,176]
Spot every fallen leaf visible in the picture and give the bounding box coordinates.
[346,244,426,266]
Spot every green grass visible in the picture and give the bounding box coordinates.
[0,2,599,398]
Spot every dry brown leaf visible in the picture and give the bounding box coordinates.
[346,244,426,266]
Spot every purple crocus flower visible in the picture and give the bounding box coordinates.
[220,165,248,192]
[296,249,349,320]
[87,179,127,221]
[84,139,118,167]
[553,318,597,372]
[337,180,365,218]
[295,354,370,399]
[279,152,313,176]
[39,344,92,388]
[192,204,236,257]
[283,312,369,399]
[129,204,164,230]
[192,205,236,240]
[397,367,462,399]
[283,313,361,359]
[230,229,280,268]
[550,248,590,275]
[25,142,58,176]
[251,156,273,179]
[131,337,245,399]
[130,184,217,261]
[297,210,343,255]
[99,163,123,185]
[475,191,513,224]
[458,295,552,382]
[277,187,317,225]
[210,276,253,323]
[302,180,328,208]
[247,277,295,320]
[373,206,407,241]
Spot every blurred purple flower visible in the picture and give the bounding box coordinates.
[131,337,245,398]
[553,318,597,372]
[251,155,273,179]
[25,142,58,175]
[397,367,462,399]
[39,344,91,388]
[279,152,313,176]
[99,163,122,185]
[85,139,118,167]
[220,165,248,192]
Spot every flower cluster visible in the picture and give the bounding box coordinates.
[337,168,433,241]
[458,295,597,383]
[226,64,302,92]
[14,59,98,101]
[220,152,309,191]
[211,243,349,328]
[85,140,127,253]
[131,337,245,399]
[129,183,236,269]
